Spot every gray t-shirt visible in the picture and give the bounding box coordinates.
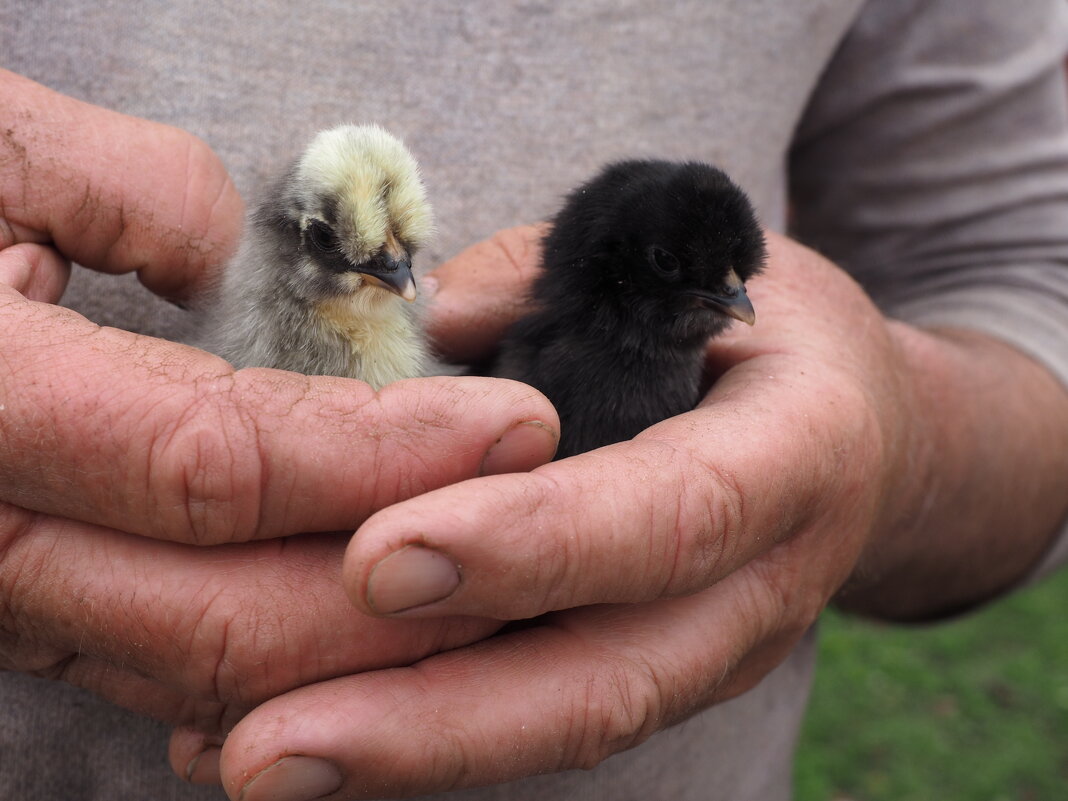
[1,1,1066,799]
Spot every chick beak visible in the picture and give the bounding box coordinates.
[355,253,418,302]
[687,268,756,326]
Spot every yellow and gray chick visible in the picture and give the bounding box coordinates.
[197,124,435,389]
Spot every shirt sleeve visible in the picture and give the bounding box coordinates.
[788,0,1068,582]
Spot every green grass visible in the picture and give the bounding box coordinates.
[795,568,1068,801]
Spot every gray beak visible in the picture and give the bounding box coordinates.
[355,254,418,302]
[686,269,756,325]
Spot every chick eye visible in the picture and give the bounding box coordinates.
[306,221,339,254]
[647,246,681,278]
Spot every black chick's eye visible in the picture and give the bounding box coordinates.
[646,245,681,279]
[305,220,339,254]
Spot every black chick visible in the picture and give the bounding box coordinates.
[492,159,766,459]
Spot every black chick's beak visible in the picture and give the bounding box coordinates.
[355,252,418,302]
[686,268,756,325]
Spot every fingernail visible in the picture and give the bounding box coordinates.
[480,420,558,476]
[186,747,222,784]
[240,756,343,801]
[367,545,461,614]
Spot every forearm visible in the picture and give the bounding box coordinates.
[838,323,1068,620]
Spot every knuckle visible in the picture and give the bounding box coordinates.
[566,656,664,770]
[180,585,240,702]
[698,461,748,564]
[180,542,347,708]
[0,506,83,676]
[652,441,746,596]
[145,378,264,544]
[419,719,480,793]
[180,578,274,705]
[487,226,543,286]
[177,133,242,262]
[0,502,38,565]
[495,472,576,615]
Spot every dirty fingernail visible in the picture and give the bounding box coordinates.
[240,756,343,801]
[367,545,461,614]
[480,420,558,476]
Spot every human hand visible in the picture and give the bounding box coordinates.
[0,71,560,752]
[197,221,1068,801]
[186,224,909,799]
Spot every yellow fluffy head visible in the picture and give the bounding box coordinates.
[295,124,434,264]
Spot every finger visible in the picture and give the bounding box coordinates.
[0,503,501,713]
[219,560,810,801]
[424,224,547,362]
[344,364,842,618]
[0,69,243,300]
[0,242,70,301]
[0,293,558,544]
[344,235,887,619]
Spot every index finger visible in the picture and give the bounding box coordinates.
[0,69,243,300]
[0,289,559,545]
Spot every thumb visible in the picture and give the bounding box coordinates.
[424,224,547,362]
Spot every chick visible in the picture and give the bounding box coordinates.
[492,159,766,459]
[196,124,435,389]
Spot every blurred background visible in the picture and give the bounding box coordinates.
[795,568,1068,801]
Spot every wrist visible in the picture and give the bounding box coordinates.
[840,322,1068,619]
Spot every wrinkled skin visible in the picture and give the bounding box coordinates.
[0,68,554,742]
[2,69,1067,801]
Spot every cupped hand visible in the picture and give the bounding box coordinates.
[0,70,560,758]
[199,224,910,799]
[205,221,1068,801]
